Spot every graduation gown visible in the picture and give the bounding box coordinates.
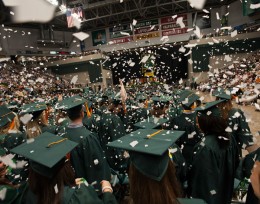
[188,135,239,204]
[0,132,25,152]
[16,183,118,204]
[59,126,111,190]
[228,108,254,150]
[169,112,201,166]
[83,114,100,133]
[98,113,128,171]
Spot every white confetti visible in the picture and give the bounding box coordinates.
[231,30,237,38]
[169,148,178,154]
[130,140,138,147]
[94,159,99,165]
[20,114,33,125]
[250,3,260,9]
[71,75,78,84]
[187,0,206,9]
[13,0,57,23]
[0,188,7,201]
[27,138,35,144]
[225,127,233,133]
[54,184,58,194]
[176,17,185,28]
[132,19,137,26]
[210,190,217,195]
[73,32,89,41]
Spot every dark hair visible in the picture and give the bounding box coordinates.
[129,160,182,204]
[216,99,233,121]
[67,105,83,121]
[198,114,230,148]
[28,160,75,204]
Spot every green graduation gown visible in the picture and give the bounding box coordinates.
[169,112,202,166]
[0,132,26,152]
[228,108,254,150]
[188,134,239,204]
[59,126,111,191]
[13,183,118,204]
[98,113,128,171]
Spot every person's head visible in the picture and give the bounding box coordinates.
[11,132,78,204]
[216,99,233,121]
[196,101,230,148]
[28,159,75,204]
[66,105,84,121]
[107,129,184,204]
[129,159,181,204]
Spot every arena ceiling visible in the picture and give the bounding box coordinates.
[4,0,237,31]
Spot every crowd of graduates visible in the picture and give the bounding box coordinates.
[0,72,260,204]
[198,52,260,108]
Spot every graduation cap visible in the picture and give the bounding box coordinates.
[11,132,78,178]
[195,100,224,117]
[0,105,16,127]
[212,88,231,100]
[55,95,86,110]
[107,129,184,181]
[178,91,200,108]
[134,117,169,129]
[20,102,47,114]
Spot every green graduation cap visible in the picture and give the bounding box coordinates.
[107,128,185,181]
[179,91,200,108]
[11,132,78,178]
[20,102,47,114]
[134,117,169,129]
[177,90,193,102]
[195,100,224,117]
[55,95,86,110]
[212,88,232,100]
[0,105,16,127]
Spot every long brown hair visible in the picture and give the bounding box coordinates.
[129,160,182,204]
[217,99,233,121]
[0,115,21,134]
[28,160,75,204]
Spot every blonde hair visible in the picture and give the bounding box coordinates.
[26,111,48,139]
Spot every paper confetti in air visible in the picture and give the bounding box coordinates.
[231,30,237,38]
[120,32,130,36]
[54,184,58,194]
[130,140,139,147]
[20,114,33,125]
[187,0,206,10]
[176,17,185,28]
[94,159,99,165]
[70,75,78,84]
[225,127,233,133]
[132,19,137,26]
[13,0,57,23]
[250,3,260,9]
[210,190,217,195]
[140,55,150,64]
[73,32,90,41]
[169,148,178,154]
[36,77,45,83]
[0,188,7,201]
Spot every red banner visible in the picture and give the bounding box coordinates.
[161,14,188,24]
[111,36,133,44]
[162,28,188,36]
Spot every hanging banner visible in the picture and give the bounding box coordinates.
[111,36,133,44]
[134,31,160,40]
[160,14,188,36]
[134,25,159,35]
[162,28,188,36]
[135,19,159,28]
[92,29,107,46]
